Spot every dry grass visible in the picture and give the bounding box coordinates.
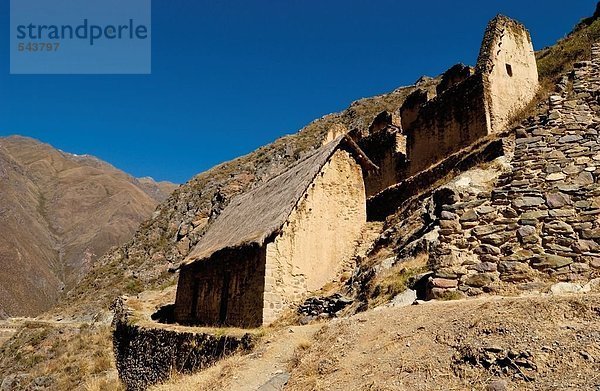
[368,253,429,307]
[287,338,313,371]
[150,354,246,391]
[537,17,600,83]
[0,322,122,390]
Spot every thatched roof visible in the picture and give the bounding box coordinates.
[180,135,376,268]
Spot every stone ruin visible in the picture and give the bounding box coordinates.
[112,14,548,390]
[360,15,539,198]
[428,44,600,299]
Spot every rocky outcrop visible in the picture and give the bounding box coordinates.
[429,45,600,298]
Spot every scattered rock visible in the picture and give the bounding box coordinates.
[486,379,508,391]
[388,289,417,308]
[298,294,353,318]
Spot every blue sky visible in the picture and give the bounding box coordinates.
[0,0,596,183]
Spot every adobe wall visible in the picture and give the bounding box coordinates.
[364,15,537,202]
[404,74,490,176]
[173,245,266,328]
[477,15,539,133]
[358,126,407,197]
[263,149,366,324]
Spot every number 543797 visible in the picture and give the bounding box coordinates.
[18,42,60,52]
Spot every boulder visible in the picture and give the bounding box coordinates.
[430,278,459,289]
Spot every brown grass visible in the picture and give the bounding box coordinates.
[150,355,245,391]
[0,322,122,390]
[368,253,429,307]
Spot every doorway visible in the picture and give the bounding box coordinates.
[219,272,231,324]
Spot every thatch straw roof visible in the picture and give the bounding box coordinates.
[180,135,376,267]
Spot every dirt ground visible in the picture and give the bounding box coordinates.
[153,292,600,391]
[287,294,600,391]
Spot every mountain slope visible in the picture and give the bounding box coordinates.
[0,136,177,317]
[56,76,440,318]
[3,4,600,390]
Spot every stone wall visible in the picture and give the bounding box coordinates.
[174,245,266,328]
[428,47,600,298]
[112,297,254,391]
[367,136,504,221]
[358,125,407,197]
[364,15,537,199]
[263,149,366,324]
[478,15,539,133]
[404,74,490,176]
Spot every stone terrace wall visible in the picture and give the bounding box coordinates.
[112,297,254,391]
[429,46,600,298]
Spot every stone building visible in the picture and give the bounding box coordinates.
[361,15,539,196]
[173,136,376,328]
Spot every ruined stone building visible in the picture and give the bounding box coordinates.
[360,15,539,197]
[171,15,539,329]
[173,136,376,327]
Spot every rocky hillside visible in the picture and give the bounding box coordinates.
[55,77,440,319]
[58,4,600,321]
[0,136,177,317]
[3,4,600,391]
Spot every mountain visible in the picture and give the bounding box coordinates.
[0,136,177,317]
[2,4,600,390]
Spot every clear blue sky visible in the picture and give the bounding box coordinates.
[0,0,596,183]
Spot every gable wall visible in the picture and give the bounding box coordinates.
[478,16,539,133]
[263,149,366,324]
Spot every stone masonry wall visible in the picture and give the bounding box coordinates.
[263,149,366,324]
[405,74,490,176]
[112,297,254,391]
[429,45,600,298]
[173,245,266,328]
[358,125,406,197]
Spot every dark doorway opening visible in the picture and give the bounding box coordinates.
[190,279,200,317]
[505,63,513,77]
[219,272,231,324]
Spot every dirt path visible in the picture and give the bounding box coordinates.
[151,323,321,391]
[228,324,321,391]
[0,317,90,347]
